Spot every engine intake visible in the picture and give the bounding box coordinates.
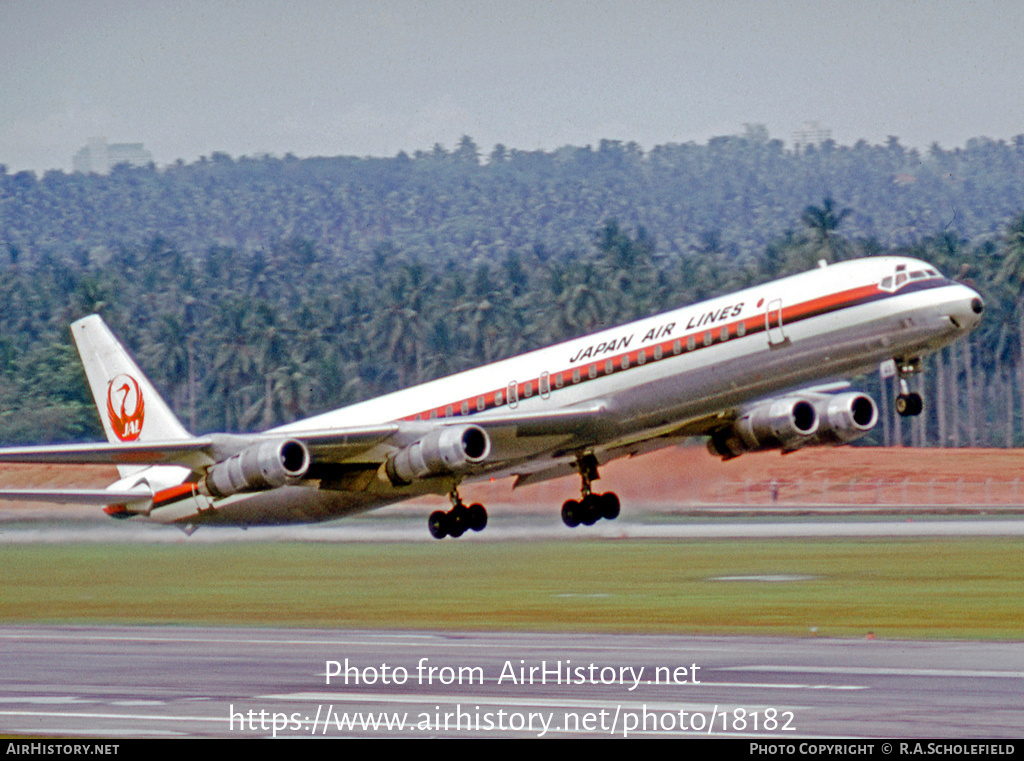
[385,425,491,485]
[709,392,878,459]
[709,397,818,459]
[809,392,878,445]
[203,438,311,498]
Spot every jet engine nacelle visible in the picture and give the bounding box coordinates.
[203,438,311,498]
[709,397,819,459]
[809,392,878,446]
[708,392,878,459]
[385,424,491,485]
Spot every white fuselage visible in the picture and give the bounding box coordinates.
[140,256,982,526]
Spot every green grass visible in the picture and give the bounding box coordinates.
[2,538,1021,639]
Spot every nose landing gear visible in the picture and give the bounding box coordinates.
[893,357,924,417]
[895,390,923,417]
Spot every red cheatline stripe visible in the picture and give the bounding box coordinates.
[152,482,195,506]
[399,280,912,423]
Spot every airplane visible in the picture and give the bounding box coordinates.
[0,256,983,538]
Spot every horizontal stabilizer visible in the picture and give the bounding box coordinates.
[0,487,153,506]
[0,439,217,468]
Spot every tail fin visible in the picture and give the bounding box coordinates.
[71,315,193,450]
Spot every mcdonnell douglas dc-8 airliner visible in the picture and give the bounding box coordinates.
[0,256,983,538]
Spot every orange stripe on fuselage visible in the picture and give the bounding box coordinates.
[400,281,890,424]
[152,482,195,507]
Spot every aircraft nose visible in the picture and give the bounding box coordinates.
[946,286,984,331]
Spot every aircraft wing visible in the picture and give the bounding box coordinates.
[0,426,401,469]
[445,401,610,437]
[0,386,840,478]
[268,402,610,464]
[0,403,609,501]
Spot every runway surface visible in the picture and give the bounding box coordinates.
[2,509,1024,543]
[1,626,1021,738]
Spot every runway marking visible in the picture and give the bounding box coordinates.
[265,690,808,713]
[711,574,817,582]
[730,665,1024,679]
[0,707,803,739]
[0,709,222,724]
[5,727,185,738]
[268,683,846,709]
[111,699,167,706]
[0,630,738,654]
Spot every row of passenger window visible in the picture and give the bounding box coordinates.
[422,321,748,420]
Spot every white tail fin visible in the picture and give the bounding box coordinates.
[71,315,193,449]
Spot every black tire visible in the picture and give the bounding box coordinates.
[448,507,466,538]
[428,510,448,540]
[467,503,487,532]
[599,492,620,520]
[561,499,580,528]
[896,392,923,417]
[580,494,600,525]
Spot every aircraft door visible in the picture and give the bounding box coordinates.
[765,299,789,347]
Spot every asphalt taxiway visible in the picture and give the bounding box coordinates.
[3,510,1021,738]
[1,626,1021,738]
[2,508,1024,543]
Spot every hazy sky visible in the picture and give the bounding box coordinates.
[2,0,1022,172]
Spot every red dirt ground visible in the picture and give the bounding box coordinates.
[4,446,1024,518]
[453,445,1024,509]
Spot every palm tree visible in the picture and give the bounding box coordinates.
[800,196,852,264]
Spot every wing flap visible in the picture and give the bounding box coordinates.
[467,401,610,437]
[0,424,400,470]
[266,424,400,461]
[0,403,604,478]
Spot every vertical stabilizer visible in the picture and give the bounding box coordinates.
[71,316,193,456]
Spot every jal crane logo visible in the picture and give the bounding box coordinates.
[106,374,145,441]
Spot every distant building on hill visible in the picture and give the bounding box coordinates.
[792,122,833,150]
[73,138,153,173]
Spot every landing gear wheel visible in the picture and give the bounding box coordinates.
[562,455,623,529]
[430,490,488,539]
[561,499,581,528]
[896,392,923,417]
[598,492,620,520]
[467,503,487,532]
[428,510,448,540]
[447,505,467,538]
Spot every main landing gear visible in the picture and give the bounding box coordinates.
[561,454,621,528]
[893,357,924,417]
[428,488,487,540]
[427,455,622,537]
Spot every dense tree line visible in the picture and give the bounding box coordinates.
[2,132,1024,447]
[4,133,1024,270]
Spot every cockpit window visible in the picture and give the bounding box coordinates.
[879,265,942,292]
